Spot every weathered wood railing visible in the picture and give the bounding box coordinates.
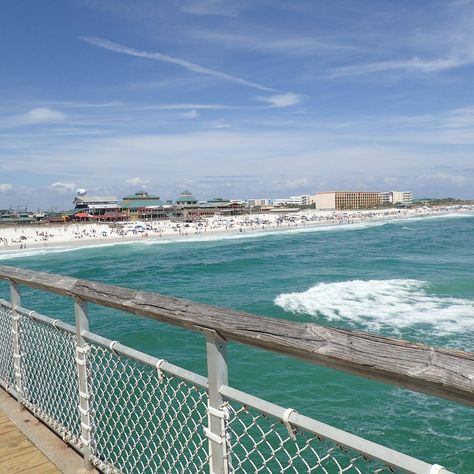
[0,265,472,407]
[0,264,472,473]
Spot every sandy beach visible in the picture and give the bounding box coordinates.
[0,206,472,255]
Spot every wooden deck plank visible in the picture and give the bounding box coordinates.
[0,435,37,459]
[20,464,61,474]
[19,463,61,474]
[0,420,18,436]
[0,390,92,474]
[0,409,60,473]
[0,449,58,473]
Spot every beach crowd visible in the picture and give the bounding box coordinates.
[0,206,472,252]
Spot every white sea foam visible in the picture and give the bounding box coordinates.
[274,279,474,334]
[0,246,79,260]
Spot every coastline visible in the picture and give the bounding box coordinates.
[0,206,472,258]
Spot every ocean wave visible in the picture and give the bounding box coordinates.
[274,279,474,334]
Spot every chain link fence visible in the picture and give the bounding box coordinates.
[224,401,394,474]
[18,311,82,447]
[0,301,15,389]
[0,297,452,474]
[86,343,209,473]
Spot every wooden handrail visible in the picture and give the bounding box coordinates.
[0,264,473,407]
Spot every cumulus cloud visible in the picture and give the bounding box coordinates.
[51,182,77,194]
[0,183,13,194]
[24,108,65,123]
[256,92,303,108]
[125,177,150,187]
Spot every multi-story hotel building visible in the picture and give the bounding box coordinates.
[313,191,381,210]
[313,191,413,210]
[380,191,413,205]
[391,191,413,205]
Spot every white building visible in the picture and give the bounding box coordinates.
[391,191,412,204]
[380,192,392,204]
[247,199,271,208]
[272,195,312,207]
[380,191,413,205]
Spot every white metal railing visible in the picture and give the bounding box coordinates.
[0,273,462,474]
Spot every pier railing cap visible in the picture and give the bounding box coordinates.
[0,264,473,407]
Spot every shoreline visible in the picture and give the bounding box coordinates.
[0,206,472,258]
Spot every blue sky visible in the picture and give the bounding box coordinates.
[1,0,474,210]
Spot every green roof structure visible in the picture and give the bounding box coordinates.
[120,199,165,209]
[176,190,198,205]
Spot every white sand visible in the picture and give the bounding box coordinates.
[0,206,472,255]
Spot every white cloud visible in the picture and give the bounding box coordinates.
[51,182,77,194]
[24,108,65,123]
[190,29,357,56]
[426,172,468,185]
[81,36,277,92]
[125,177,150,187]
[257,92,303,108]
[211,121,231,128]
[0,183,13,194]
[182,109,198,119]
[327,55,474,78]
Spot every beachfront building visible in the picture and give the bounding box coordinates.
[72,195,126,222]
[380,191,413,205]
[247,199,272,208]
[201,198,246,216]
[0,211,36,225]
[175,190,198,207]
[313,192,381,210]
[272,195,312,207]
[380,192,392,205]
[120,191,170,220]
[173,195,246,220]
[391,191,413,205]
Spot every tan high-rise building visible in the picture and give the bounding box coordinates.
[313,192,381,210]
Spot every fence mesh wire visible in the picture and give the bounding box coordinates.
[0,302,15,389]
[225,401,395,474]
[19,313,82,447]
[86,343,209,474]
[0,299,441,474]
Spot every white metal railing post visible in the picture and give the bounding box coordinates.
[205,331,230,474]
[9,280,23,407]
[74,296,93,471]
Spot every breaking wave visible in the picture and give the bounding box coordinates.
[274,279,474,334]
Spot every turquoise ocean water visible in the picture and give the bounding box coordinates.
[0,213,473,472]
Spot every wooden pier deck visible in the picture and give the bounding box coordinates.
[0,389,93,474]
[0,409,60,473]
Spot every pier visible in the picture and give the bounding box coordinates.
[0,407,59,473]
[0,264,472,473]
